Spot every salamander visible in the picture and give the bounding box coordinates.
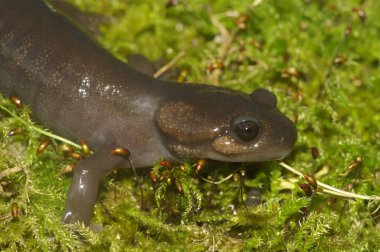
[0,0,297,225]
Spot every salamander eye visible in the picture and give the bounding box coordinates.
[233,117,259,142]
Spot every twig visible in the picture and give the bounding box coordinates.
[208,6,238,62]
[153,51,185,79]
[207,7,239,84]
[0,166,29,201]
[0,104,82,150]
[208,6,229,38]
[369,200,380,215]
[251,0,263,8]
[0,166,23,179]
[198,173,234,185]
[23,167,30,203]
[197,167,242,185]
[279,161,380,201]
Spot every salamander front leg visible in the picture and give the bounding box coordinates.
[61,148,125,225]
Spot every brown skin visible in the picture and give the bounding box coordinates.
[0,0,296,225]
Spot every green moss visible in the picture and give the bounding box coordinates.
[1,0,380,250]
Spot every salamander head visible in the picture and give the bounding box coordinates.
[156,87,297,162]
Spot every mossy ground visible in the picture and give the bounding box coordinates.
[1,0,380,251]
